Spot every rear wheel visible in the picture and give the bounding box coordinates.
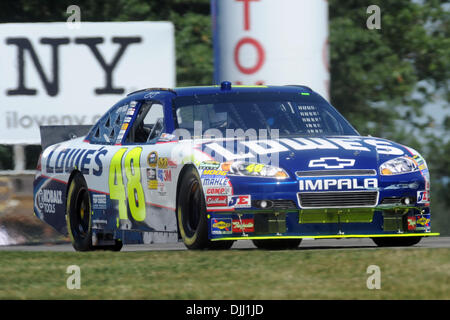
[177,167,233,250]
[66,173,94,252]
[372,237,422,247]
[252,239,302,250]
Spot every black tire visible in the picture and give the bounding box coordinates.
[66,173,94,252]
[372,237,422,247]
[252,239,302,250]
[177,167,233,250]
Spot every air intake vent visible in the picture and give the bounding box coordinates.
[272,200,297,209]
[296,169,377,177]
[298,191,378,208]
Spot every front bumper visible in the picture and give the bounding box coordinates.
[209,171,437,241]
[207,205,438,241]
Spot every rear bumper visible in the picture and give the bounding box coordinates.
[207,205,438,241]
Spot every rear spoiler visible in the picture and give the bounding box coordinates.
[39,125,92,150]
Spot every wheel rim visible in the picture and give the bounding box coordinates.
[73,188,90,238]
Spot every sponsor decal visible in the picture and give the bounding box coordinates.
[157,169,172,182]
[407,216,416,231]
[211,218,232,235]
[201,169,228,179]
[205,187,232,195]
[157,181,167,196]
[416,214,431,232]
[158,133,176,142]
[146,168,157,189]
[157,157,169,169]
[92,194,107,210]
[202,177,230,186]
[206,195,228,207]
[147,151,158,167]
[228,195,251,208]
[126,107,136,116]
[417,191,430,204]
[204,137,405,160]
[299,178,378,191]
[308,157,355,169]
[37,188,63,214]
[232,219,255,233]
[199,160,221,170]
[45,146,107,176]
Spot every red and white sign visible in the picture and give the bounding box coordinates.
[232,219,255,233]
[407,216,416,231]
[205,187,232,195]
[206,195,228,207]
[212,0,329,100]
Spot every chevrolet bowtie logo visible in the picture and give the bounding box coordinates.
[308,157,355,169]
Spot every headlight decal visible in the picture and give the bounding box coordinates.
[226,161,289,179]
[379,156,419,175]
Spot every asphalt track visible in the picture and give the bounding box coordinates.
[0,237,449,252]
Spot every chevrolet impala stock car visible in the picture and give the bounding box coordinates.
[33,82,439,251]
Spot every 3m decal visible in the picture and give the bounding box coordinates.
[157,169,172,182]
[228,195,251,208]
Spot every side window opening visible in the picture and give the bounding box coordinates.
[88,102,131,144]
[126,102,165,143]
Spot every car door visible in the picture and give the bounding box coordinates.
[121,100,178,235]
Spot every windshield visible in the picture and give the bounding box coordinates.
[173,92,359,138]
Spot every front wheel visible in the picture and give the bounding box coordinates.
[66,173,94,252]
[372,237,422,247]
[252,239,302,250]
[177,167,233,250]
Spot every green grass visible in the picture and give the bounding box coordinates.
[0,248,449,299]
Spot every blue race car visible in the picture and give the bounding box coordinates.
[33,82,438,251]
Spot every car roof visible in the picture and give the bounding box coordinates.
[126,83,316,100]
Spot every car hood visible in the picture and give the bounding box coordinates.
[198,135,412,176]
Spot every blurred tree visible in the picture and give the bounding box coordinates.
[328,0,449,234]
